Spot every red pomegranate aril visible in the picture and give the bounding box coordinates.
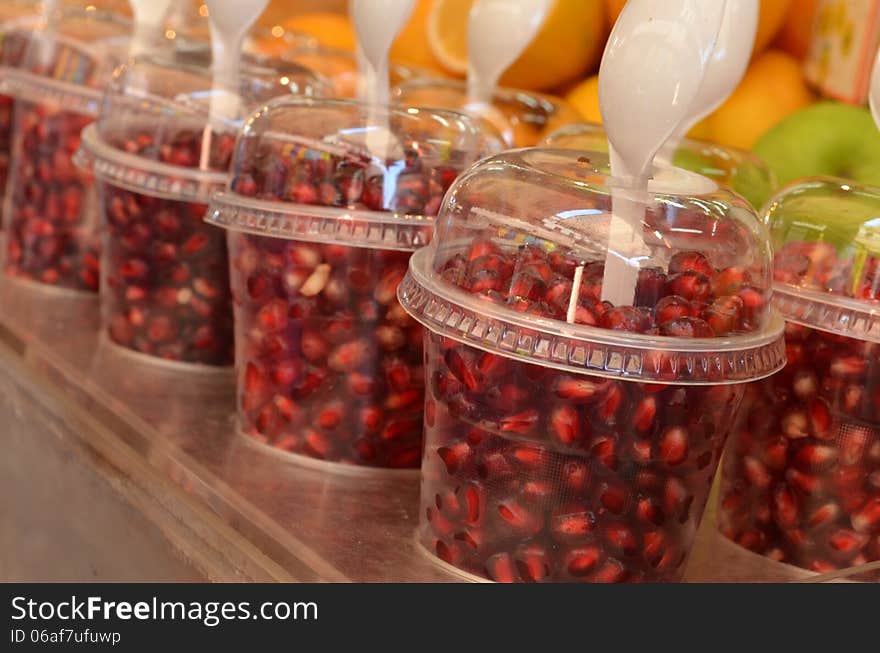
[497,499,543,535]
[632,396,658,432]
[550,508,596,543]
[669,251,714,277]
[659,426,689,466]
[852,498,880,534]
[564,546,602,576]
[554,376,603,402]
[550,404,582,445]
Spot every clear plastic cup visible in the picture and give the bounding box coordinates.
[206,97,497,468]
[393,78,580,148]
[544,122,777,211]
[75,50,324,367]
[1,5,131,292]
[719,178,880,572]
[397,149,786,582]
[0,2,40,226]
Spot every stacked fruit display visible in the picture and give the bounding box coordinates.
[208,98,493,467]
[399,149,786,581]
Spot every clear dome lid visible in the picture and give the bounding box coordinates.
[76,48,325,202]
[0,5,131,115]
[544,121,777,210]
[393,78,580,147]
[398,148,786,384]
[765,177,880,342]
[206,96,499,252]
[267,43,432,99]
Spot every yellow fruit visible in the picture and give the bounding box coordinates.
[565,75,602,123]
[754,0,794,54]
[604,0,793,58]
[701,50,813,150]
[390,0,447,72]
[427,0,605,91]
[281,12,357,52]
[774,0,818,59]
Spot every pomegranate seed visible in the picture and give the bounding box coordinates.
[808,502,840,529]
[554,376,603,402]
[604,523,638,554]
[828,529,868,554]
[658,426,689,466]
[497,500,543,535]
[771,484,799,529]
[550,404,582,445]
[795,443,838,470]
[550,508,596,542]
[633,396,657,432]
[564,546,601,576]
[852,498,880,534]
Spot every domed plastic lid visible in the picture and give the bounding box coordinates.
[398,148,786,384]
[393,78,581,147]
[0,10,39,69]
[766,177,880,342]
[0,5,131,115]
[544,122,777,210]
[206,97,499,252]
[269,43,432,99]
[77,49,325,202]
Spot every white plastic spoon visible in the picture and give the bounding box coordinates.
[657,0,758,164]
[870,46,880,128]
[128,0,174,57]
[466,0,551,106]
[200,0,269,168]
[598,0,726,307]
[350,0,415,109]
[350,0,415,163]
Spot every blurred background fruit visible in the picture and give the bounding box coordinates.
[565,75,601,123]
[279,12,356,51]
[603,0,794,57]
[691,49,813,150]
[250,0,879,185]
[427,0,605,91]
[754,102,880,187]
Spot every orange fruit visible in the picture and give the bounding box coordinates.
[604,0,794,58]
[428,0,605,91]
[602,0,626,30]
[390,0,447,72]
[699,49,813,150]
[565,75,602,123]
[774,0,818,59]
[281,12,357,52]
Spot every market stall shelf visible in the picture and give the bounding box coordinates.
[0,276,875,582]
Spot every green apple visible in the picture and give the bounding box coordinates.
[754,101,880,189]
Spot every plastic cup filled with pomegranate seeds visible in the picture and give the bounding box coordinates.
[543,121,776,211]
[75,50,324,367]
[397,149,787,582]
[206,97,497,469]
[393,78,580,147]
[0,2,40,226]
[0,5,132,292]
[719,178,880,573]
